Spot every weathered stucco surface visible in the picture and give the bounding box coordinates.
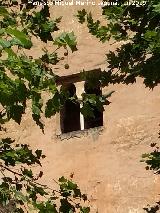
[1,4,160,213]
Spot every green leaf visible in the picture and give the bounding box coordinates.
[54,32,77,52]
[6,28,32,49]
[4,47,17,58]
[153,3,160,14]
[59,198,75,212]
[0,29,5,35]
[59,176,67,183]
[35,186,48,196]
[0,6,9,16]
[22,169,33,178]
[35,201,57,212]
[6,105,24,124]
[0,39,11,48]
[67,181,77,190]
[32,93,42,116]
[77,9,87,24]
[81,102,94,118]
[14,190,28,203]
[80,207,90,213]
[45,92,61,118]
[144,31,157,41]
[32,104,41,116]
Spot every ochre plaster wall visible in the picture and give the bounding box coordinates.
[1,4,160,213]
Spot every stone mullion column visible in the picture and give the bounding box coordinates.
[80,103,84,130]
[75,82,84,131]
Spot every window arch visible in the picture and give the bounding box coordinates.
[60,83,81,133]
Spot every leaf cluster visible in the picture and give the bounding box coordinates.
[0,1,91,212]
[77,1,160,88]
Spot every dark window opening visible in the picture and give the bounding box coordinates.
[60,84,81,133]
[84,81,103,129]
